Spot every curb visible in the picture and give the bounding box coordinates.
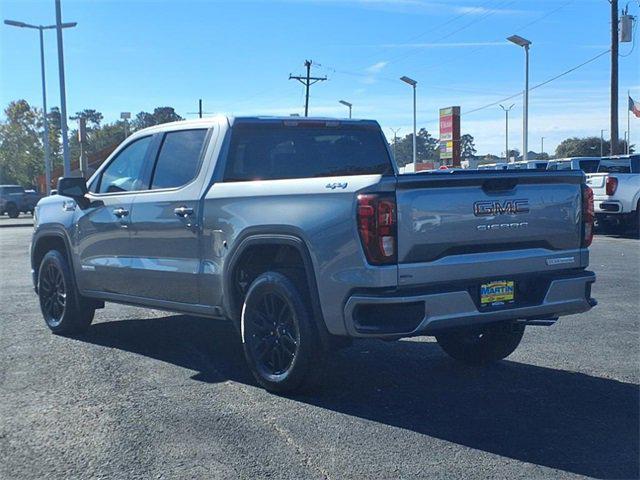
[0,223,33,229]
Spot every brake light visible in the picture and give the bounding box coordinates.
[357,194,397,265]
[605,176,618,196]
[582,185,594,247]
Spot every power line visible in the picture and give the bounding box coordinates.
[381,0,517,68]
[464,49,611,115]
[407,0,576,75]
[328,0,500,73]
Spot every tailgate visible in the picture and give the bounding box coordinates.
[395,171,585,286]
[586,173,607,196]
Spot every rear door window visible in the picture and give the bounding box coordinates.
[579,159,600,173]
[150,129,208,189]
[224,123,393,181]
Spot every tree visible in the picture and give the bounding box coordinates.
[0,100,43,186]
[390,128,439,167]
[507,149,520,160]
[70,109,103,129]
[131,107,183,131]
[555,137,601,158]
[555,136,634,158]
[460,134,477,159]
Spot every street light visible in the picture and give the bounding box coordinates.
[338,100,352,119]
[500,104,514,163]
[507,34,531,161]
[55,0,77,177]
[400,76,417,165]
[4,18,77,193]
[600,129,608,157]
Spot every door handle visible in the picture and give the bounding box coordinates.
[174,206,194,218]
[113,207,129,218]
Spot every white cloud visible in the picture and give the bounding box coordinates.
[454,6,525,15]
[379,41,510,48]
[270,0,524,16]
[366,61,389,73]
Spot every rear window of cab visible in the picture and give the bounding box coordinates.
[224,123,393,181]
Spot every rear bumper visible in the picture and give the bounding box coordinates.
[343,270,596,338]
[594,200,623,214]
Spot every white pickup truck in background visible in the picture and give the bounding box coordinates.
[587,154,640,234]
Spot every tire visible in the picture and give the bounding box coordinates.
[6,203,19,218]
[241,271,322,393]
[38,250,95,335]
[436,322,525,366]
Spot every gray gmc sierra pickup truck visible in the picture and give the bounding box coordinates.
[31,116,597,392]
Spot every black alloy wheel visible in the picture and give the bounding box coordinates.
[241,271,322,393]
[39,259,67,328]
[37,250,95,334]
[244,290,300,377]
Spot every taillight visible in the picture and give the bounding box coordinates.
[582,185,594,247]
[605,176,618,196]
[357,193,397,265]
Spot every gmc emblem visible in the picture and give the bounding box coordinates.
[473,199,530,216]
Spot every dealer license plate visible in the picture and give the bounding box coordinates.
[480,280,515,306]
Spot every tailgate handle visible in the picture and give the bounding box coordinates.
[482,178,518,192]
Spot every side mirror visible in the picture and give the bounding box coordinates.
[57,177,89,206]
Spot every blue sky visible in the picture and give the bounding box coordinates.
[1,0,638,155]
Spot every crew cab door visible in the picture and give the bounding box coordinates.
[127,127,213,304]
[77,135,155,294]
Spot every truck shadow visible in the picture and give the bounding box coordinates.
[79,315,639,479]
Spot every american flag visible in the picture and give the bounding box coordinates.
[629,96,640,118]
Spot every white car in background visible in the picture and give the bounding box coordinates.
[586,155,640,233]
[546,157,600,173]
[477,162,508,170]
[507,160,548,170]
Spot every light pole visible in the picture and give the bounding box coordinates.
[338,100,352,119]
[120,112,131,139]
[400,76,417,165]
[55,0,77,177]
[500,104,514,162]
[540,137,545,157]
[600,129,607,157]
[4,19,76,192]
[507,34,531,161]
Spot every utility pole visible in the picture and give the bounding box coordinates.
[289,60,327,117]
[600,129,607,157]
[390,127,401,160]
[611,0,620,155]
[77,116,87,177]
[500,104,514,162]
[627,89,631,154]
[187,99,211,118]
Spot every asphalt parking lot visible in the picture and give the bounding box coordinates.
[0,226,638,479]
